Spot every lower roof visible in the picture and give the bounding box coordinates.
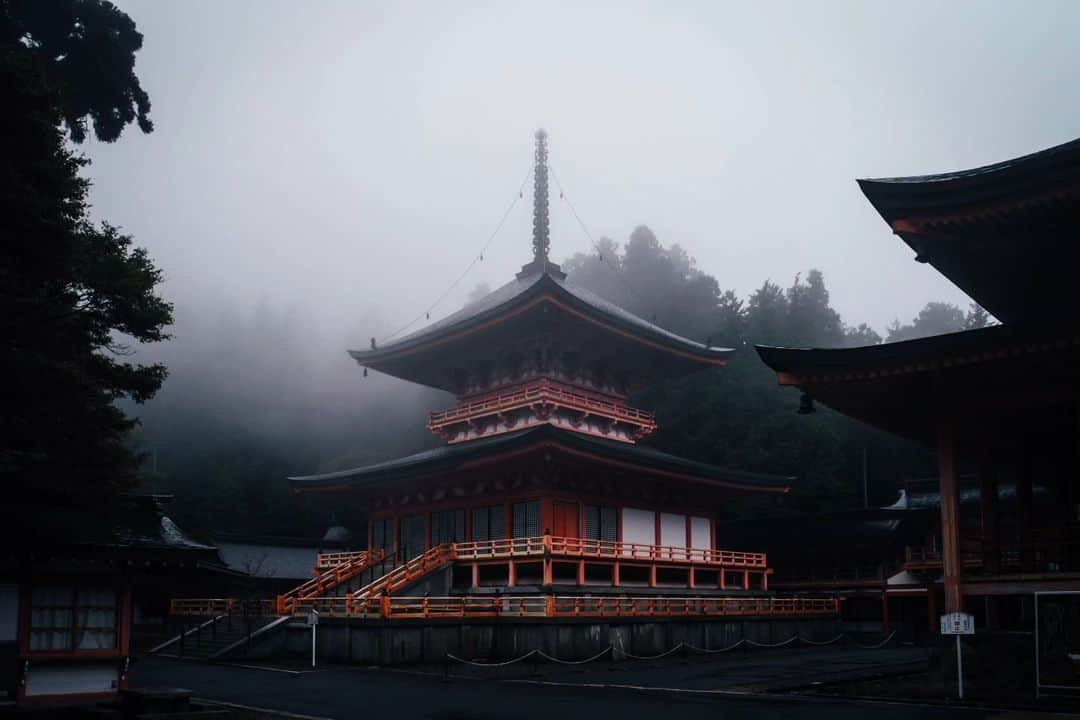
[756,323,1080,452]
[289,424,792,495]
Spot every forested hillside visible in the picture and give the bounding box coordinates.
[131,225,989,535]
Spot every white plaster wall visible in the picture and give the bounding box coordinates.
[660,512,687,549]
[621,508,655,557]
[24,662,117,697]
[690,516,711,549]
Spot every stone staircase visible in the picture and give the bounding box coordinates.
[150,614,287,661]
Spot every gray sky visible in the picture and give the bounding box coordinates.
[83,0,1080,346]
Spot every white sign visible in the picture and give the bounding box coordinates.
[940,612,974,635]
[307,609,319,626]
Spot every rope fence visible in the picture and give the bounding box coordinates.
[446,630,897,669]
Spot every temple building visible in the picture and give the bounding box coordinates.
[281,130,796,609]
[164,132,838,664]
[757,138,1080,649]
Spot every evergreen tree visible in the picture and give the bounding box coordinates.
[1,2,169,499]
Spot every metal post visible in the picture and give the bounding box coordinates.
[311,621,317,669]
[956,634,964,699]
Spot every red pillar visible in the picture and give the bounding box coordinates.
[938,413,963,613]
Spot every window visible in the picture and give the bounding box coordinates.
[371,517,393,553]
[512,500,541,538]
[431,509,465,545]
[472,505,505,542]
[399,515,426,560]
[583,505,617,542]
[29,587,117,652]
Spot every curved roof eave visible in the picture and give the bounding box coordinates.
[348,272,732,366]
[857,136,1080,223]
[288,425,791,494]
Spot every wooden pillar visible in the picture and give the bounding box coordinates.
[577,560,585,586]
[743,570,749,590]
[509,560,517,587]
[1017,460,1034,573]
[471,562,479,588]
[719,569,726,590]
[688,567,695,589]
[649,564,657,588]
[980,460,1000,574]
[613,562,620,588]
[938,413,963,614]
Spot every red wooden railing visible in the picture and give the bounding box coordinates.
[427,380,657,432]
[276,548,385,615]
[316,550,373,569]
[174,537,774,617]
[286,595,839,620]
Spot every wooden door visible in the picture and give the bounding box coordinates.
[553,502,580,538]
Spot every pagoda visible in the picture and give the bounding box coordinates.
[275,130,802,612]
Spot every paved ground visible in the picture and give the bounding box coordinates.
[446,645,931,691]
[131,649,998,719]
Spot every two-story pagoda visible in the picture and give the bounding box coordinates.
[287,132,793,606]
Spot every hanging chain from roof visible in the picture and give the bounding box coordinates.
[533,129,550,262]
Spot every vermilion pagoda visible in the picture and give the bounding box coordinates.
[170,133,838,630]
[281,131,797,607]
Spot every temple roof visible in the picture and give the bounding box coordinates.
[858,136,1080,324]
[350,268,732,394]
[718,507,928,558]
[289,424,791,494]
[756,323,1080,452]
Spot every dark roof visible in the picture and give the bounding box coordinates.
[857,137,1080,324]
[754,323,1080,450]
[0,495,224,570]
[289,424,791,494]
[718,507,929,557]
[858,137,1080,218]
[349,269,731,393]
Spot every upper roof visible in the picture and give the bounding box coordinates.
[350,268,732,394]
[289,423,791,495]
[858,137,1080,324]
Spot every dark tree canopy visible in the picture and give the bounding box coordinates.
[1,0,153,142]
[564,227,937,513]
[2,13,169,499]
[887,301,992,343]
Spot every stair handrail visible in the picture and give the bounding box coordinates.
[277,547,386,614]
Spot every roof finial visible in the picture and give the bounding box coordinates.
[532,129,550,262]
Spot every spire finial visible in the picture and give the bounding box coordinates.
[532,128,550,262]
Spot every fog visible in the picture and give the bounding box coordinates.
[76,2,1079,514]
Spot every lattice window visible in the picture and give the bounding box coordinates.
[371,518,393,552]
[512,501,541,538]
[431,509,465,545]
[29,587,117,652]
[471,505,505,541]
[583,505,617,541]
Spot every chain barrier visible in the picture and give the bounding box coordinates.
[447,630,893,669]
[536,647,612,665]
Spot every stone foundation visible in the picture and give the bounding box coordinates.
[237,616,841,665]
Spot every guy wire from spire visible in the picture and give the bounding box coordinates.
[532,129,550,262]
[380,165,534,343]
[548,163,650,310]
